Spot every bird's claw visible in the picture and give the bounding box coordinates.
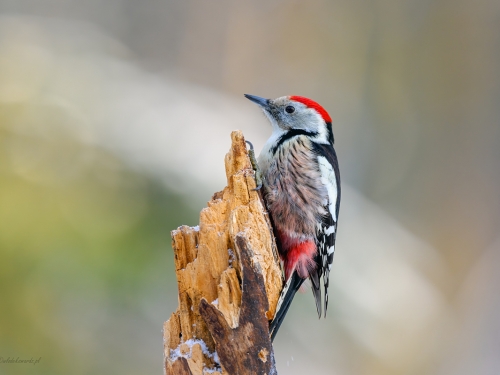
[246,140,263,191]
[245,140,254,151]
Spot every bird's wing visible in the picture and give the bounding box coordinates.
[312,142,341,316]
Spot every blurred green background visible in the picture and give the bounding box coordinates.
[0,1,499,374]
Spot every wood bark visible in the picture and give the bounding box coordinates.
[163,131,282,375]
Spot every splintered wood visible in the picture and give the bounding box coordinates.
[163,131,282,375]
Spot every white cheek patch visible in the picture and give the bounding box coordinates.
[317,155,338,221]
[311,111,329,143]
[262,109,282,132]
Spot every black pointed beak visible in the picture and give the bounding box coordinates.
[244,94,270,109]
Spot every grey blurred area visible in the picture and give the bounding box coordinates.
[0,0,499,374]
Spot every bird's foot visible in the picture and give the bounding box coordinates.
[245,140,263,191]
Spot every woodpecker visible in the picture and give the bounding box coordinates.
[245,94,341,341]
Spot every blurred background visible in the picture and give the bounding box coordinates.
[0,1,499,374]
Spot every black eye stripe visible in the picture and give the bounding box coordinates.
[285,106,295,114]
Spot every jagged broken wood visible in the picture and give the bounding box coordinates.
[163,131,283,375]
[200,234,276,374]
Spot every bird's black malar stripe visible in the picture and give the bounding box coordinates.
[271,129,318,155]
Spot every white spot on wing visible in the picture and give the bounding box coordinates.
[327,245,335,255]
[325,225,336,235]
[317,155,338,221]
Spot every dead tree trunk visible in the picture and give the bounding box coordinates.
[163,131,283,375]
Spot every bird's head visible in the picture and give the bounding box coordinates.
[244,94,333,144]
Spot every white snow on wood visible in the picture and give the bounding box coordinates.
[169,338,221,366]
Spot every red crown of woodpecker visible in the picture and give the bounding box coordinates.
[289,96,332,123]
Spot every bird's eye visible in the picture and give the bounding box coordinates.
[285,106,295,114]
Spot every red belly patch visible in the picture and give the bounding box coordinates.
[281,239,317,281]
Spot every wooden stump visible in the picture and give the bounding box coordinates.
[163,131,283,375]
